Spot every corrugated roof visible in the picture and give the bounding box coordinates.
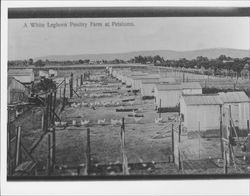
[181,82,202,89]
[219,91,250,103]
[155,83,182,91]
[183,94,223,105]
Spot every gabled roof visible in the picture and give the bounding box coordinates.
[181,82,202,89]
[219,91,250,103]
[182,94,223,105]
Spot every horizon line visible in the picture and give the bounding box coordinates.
[9,47,250,61]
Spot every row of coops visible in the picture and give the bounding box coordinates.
[154,82,202,109]
[180,91,250,133]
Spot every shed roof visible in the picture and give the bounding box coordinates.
[9,69,34,76]
[155,83,182,91]
[181,82,202,89]
[219,91,250,103]
[141,78,160,84]
[182,94,223,105]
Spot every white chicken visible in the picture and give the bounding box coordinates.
[54,121,61,126]
[98,119,106,124]
[80,119,89,126]
[134,117,142,123]
[72,120,77,126]
[155,117,163,124]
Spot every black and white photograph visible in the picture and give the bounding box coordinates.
[1,2,250,195]
[6,7,250,179]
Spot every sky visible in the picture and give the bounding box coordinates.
[8,17,250,60]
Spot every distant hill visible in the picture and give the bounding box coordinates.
[36,48,250,61]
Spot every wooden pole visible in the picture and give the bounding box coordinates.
[47,133,51,176]
[219,105,224,159]
[62,78,66,111]
[7,124,11,175]
[247,120,249,134]
[178,124,181,143]
[15,126,21,167]
[81,74,83,85]
[159,99,162,118]
[228,105,232,164]
[198,121,200,160]
[224,150,228,174]
[171,124,175,163]
[86,128,91,174]
[121,117,129,175]
[70,73,73,98]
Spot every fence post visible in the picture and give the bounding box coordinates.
[47,133,51,176]
[224,150,228,174]
[219,105,224,159]
[15,126,22,168]
[86,128,91,174]
[7,124,11,175]
[171,124,175,163]
[247,120,249,134]
[121,117,129,175]
[70,73,73,98]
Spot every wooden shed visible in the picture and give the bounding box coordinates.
[8,69,34,84]
[180,94,223,133]
[8,76,28,105]
[154,84,182,109]
[140,78,160,98]
[219,91,250,130]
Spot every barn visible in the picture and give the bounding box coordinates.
[219,91,250,131]
[180,94,223,133]
[154,84,182,109]
[8,69,34,84]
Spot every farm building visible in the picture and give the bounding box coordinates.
[182,82,202,95]
[154,84,182,109]
[39,70,49,78]
[219,91,250,130]
[8,69,34,84]
[131,74,160,90]
[140,79,160,97]
[49,69,58,77]
[180,94,223,133]
[154,82,203,109]
[8,76,28,105]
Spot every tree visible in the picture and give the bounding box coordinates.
[34,59,45,67]
[28,58,34,65]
